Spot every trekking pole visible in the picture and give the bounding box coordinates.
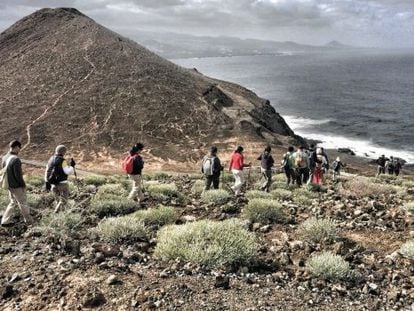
[247,167,251,190]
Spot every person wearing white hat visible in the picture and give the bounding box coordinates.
[45,145,75,212]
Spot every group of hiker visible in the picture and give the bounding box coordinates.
[0,138,404,227]
[376,155,403,177]
[200,144,346,194]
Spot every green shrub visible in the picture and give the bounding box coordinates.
[402,180,414,188]
[154,219,257,268]
[400,240,414,259]
[27,193,56,209]
[148,183,187,204]
[153,172,170,180]
[36,210,83,236]
[26,175,45,187]
[306,183,328,193]
[403,202,414,214]
[292,188,318,206]
[91,198,137,218]
[243,199,284,223]
[271,189,292,201]
[132,206,177,226]
[273,174,287,183]
[306,251,351,281]
[221,172,234,184]
[148,183,177,197]
[94,216,147,243]
[188,173,203,180]
[245,190,272,200]
[94,183,128,200]
[191,180,205,195]
[271,182,296,191]
[82,175,107,186]
[341,176,397,197]
[0,189,8,211]
[201,189,232,205]
[298,217,337,243]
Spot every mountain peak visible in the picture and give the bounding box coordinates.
[0,8,301,170]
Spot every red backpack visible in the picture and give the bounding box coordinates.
[122,154,136,174]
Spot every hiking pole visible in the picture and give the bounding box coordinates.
[71,158,81,192]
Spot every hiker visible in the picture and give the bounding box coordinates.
[45,145,76,213]
[376,155,386,177]
[294,146,309,186]
[387,156,395,175]
[1,140,34,226]
[320,147,330,172]
[394,159,402,176]
[312,148,328,185]
[332,157,345,181]
[201,146,224,190]
[307,144,317,185]
[123,143,145,204]
[282,146,296,185]
[229,146,251,196]
[257,145,275,192]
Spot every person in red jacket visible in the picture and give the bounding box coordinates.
[229,146,251,195]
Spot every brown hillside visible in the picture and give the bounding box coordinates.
[0,8,302,171]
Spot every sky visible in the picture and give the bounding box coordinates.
[1,0,414,47]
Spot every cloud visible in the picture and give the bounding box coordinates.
[1,0,414,47]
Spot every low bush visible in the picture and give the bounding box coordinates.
[191,180,205,195]
[292,188,318,206]
[27,193,56,209]
[91,198,137,218]
[298,217,337,243]
[154,219,257,268]
[271,182,297,191]
[153,172,170,181]
[132,206,177,226]
[0,189,8,210]
[341,176,397,198]
[82,175,108,186]
[201,189,232,205]
[273,173,287,183]
[271,189,292,201]
[94,216,147,243]
[245,190,272,200]
[36,210,83,236]
[26,175,45,187]
[306,251,351,281]
[306,183,328,193]
[402,180,414,188]
[403,202,414,214]
[94,183,128,200]
[400,240,414,259]
[243,199,284,223]
[148,183,188,204]
[188,173,203,180]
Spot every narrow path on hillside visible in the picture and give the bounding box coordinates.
[22,46,96,151]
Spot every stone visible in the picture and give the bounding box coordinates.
[214,276,230,289]
[9,272,22,283]
[1,285,14,300]
[106,275,121,285]
[259,225,272,233]
[83,290,106,308]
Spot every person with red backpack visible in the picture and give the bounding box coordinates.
[123,143,145,204]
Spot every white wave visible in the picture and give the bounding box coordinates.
[284,115,414,163]
[283,115,332,129]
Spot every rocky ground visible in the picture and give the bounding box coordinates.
[1,170,414,311]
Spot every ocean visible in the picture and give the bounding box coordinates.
[173,50,414,163]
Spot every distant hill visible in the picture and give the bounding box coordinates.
[0,8,303,170]
[120,30,355,59]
